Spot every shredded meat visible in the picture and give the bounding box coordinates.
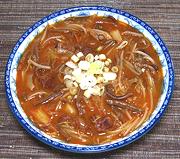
[75,90,86,115]
[35,69,60,90]
[95,116,113,132]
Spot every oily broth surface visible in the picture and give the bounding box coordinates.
[16,15,163,145]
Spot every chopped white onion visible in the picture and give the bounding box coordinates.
[104,67,109,72]
[107,58,112,63]
[105,60,110,66]
[85,54,94,63]
[91,85,101,96]
[78,61,90,70]
[94,55,99,60]
[64,75,72,80]
[84,89,92,98]
[79,75,97,90]
[64,52,117,98]
[66,61,77,69]
[103,72,117,81]
[97,76,104,83]
[72,68,82,77]
[71,55,79,63]
[99,54,106,60]
[76,52,84,58]
[65,79,74,88]
[73,81,78,87]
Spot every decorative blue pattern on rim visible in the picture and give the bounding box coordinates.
[5,6,174,153]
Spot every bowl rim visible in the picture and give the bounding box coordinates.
[5,6,174,153]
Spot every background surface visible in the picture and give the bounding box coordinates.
[0,0,179,158]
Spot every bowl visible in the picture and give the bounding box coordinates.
[5,6,174,153]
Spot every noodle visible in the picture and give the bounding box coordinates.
[28,59,51,70]
[124,59,141,75]
[116,41,128,49]
[89,29,112,40]
[26,91,48,101]
[122,31,144,37]
[42,36,63,46]
[134,50,156,65]
[123,117,140,136]
[40,26,48,43]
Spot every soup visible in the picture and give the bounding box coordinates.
[16,15,163,145]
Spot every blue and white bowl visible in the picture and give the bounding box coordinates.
[5,6,174,153]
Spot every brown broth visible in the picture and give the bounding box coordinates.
[16,15,163,145]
